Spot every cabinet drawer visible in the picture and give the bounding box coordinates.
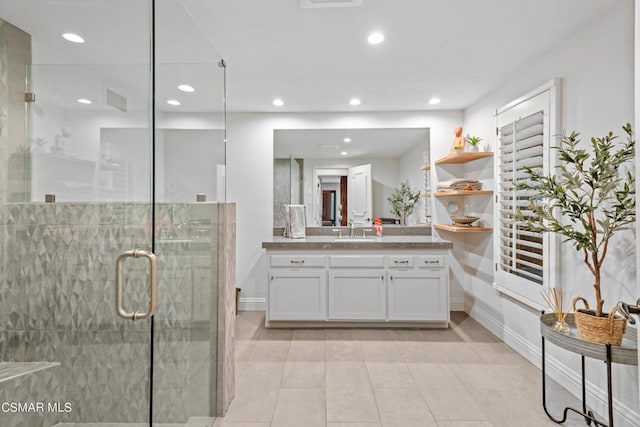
[417,255,445,268]
[270,255,325,268]
[329,255,385,268]
[387,255,414,268]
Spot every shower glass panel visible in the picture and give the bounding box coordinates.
[152,0,226,423]
[0,0,224,426]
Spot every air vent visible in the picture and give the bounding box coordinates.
[299,0,363,8]
[105,88,127,113]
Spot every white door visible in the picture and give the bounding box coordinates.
[348,163,373,225]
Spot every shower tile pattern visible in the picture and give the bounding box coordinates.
[0,202,227,427]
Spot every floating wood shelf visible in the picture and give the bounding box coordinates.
[420,164,431,170]
[434,190,493,197]
[435,151,493,164]
[434,224,492,233]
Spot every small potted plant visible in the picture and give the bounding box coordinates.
[466,135,482,152]
[516,124,635,345]
[388,181,420,226]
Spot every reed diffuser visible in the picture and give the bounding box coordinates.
[542,288,571,334]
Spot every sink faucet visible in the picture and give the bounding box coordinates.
[349,221,356,238]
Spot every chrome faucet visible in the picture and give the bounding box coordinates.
[349,221,356,238]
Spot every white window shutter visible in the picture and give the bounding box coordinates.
[493,80,561,309]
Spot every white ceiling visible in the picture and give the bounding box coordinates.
[183,0,622,112]
[0,0,623,113]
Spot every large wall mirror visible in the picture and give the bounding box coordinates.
[274,128,430,227]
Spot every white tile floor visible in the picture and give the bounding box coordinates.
[217,311,602,427]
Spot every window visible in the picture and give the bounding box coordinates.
[494,80,561,309]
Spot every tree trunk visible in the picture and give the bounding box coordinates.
[594,270,604,316]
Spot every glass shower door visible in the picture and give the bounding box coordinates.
[0,1,225,425]
[151,1,227,423]
[0,1,155,426]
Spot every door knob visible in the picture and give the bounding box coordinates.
[616,298,640,324]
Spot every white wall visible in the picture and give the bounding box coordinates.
[227,111,464,309]
[462,2,638,423]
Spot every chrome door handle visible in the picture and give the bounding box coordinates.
[115,249,158,321]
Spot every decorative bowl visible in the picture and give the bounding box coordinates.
[451,216,479,226]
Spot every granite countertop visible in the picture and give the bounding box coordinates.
[262,235,452,250]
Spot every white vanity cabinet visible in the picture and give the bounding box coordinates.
[265,248,450,327]
[268,255,326,321]
[328,255,386,320]
[388,254,447,321]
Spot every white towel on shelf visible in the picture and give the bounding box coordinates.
[283,204,306,238]
[437,178,482,191]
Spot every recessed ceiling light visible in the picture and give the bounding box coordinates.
[273,98,284,107]
[367,32,384,45]
[343,137,351,143]
[77,98,92,104]
[62,33,85,43]
[178,84,195,93]
[428,97,441,105]
[341,151,348,156]
[167,99,181,106]
[349,98,361,106]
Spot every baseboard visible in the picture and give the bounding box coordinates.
[242,297,464,313]
[465,301,640,426]
[238,297,266,311]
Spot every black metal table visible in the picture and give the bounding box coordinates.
[540,313,637,427]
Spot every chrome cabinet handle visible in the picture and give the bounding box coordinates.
[115,249,158,321]
[394,260,409,264]
[290,260,305,265]
[424,260,440,265]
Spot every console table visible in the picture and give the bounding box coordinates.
[540,313,638,427]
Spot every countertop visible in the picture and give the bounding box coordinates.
[262,235,453,250]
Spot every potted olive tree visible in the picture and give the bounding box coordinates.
[516,124,635,345]
[388,181,420,226]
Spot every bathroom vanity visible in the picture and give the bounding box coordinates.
[262,232,453,327]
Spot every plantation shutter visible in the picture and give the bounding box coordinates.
[497,111,544,284]
[493,79,560,309]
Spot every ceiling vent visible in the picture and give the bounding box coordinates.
[299,0,363,8]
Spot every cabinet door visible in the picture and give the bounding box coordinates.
[328,270,386,320]
[269,269,327,320]
[388,270,448,321]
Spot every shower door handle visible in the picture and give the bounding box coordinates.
[115,249,158,321]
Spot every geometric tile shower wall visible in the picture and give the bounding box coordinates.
[0,202,219,426]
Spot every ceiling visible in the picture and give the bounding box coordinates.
[0,0,624,113]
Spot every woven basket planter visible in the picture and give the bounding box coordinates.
[572,297,627,346]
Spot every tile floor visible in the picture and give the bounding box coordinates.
[217,311,600,427]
